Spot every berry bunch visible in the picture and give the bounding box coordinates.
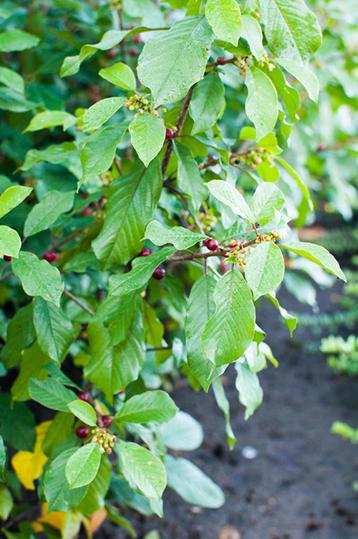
[91,427,116,455]
[231,147,274,171]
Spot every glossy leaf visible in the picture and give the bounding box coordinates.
[282,241,346,281]
[145,220,205,250]
[205,0,241,46]
[65,443,102,489]
[0,226,21,258]
[245,67,278,140]
[116,391,177,424]
[67,400,97,426]
[129,113,166,167]
[83,97,126,132]
[245,243,285,299]
[189,73,225,134]
[99,62,136,91]
[28,378,77,412]
[0,185,32,219]
[24,190,74,237]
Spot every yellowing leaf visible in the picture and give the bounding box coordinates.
[82,508,108,537]
[12,421,51,490]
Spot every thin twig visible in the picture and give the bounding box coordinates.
[63,290,95,316]
[169,238,258,263]
[161,86,194,175]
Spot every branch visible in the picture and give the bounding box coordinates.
[63,290,95,316]
[161,86,194,175]
[169,239,258,263]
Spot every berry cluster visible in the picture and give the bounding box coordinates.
[231,147,274,171]
[91,427,116,455]
[125,94,158,116]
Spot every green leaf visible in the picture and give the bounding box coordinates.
[116,391,177,424]
[12,252,64,306]
[24,190,74,237]
[250,183,285,226]
[0,226,21,258]
[0,485,13,520]
[260,0,322,63]
[173,141,207,209]
[245,66,278,140]
[235,362,263,419]
[42,412,74,458]
[21,142,82,179]
[145,220,205,250]
[0,394,35,451]
[78,458,111,516]
[240,14,265,59]
[281,241,346,281]
[24,111,76,132]
[266,293,297,335]
[276,157,313,222]
[158,411,203,451]
[201,271,255,367]
[118,441,167,500]
[165,455,224,508]
[67,400,97,426]
[80,123,129,183]
[0,185,32,219]
[245,242,285,299]
[205,0,241,46]
[33,297,77,363]
[86,310,145,402]
[189,73,225,134]
[0,66,25,94]
[0,304,35,369]
[28,378,77,412]
[109,246,175,297]
[99,62,136,91]
[276,58,319,102]
[137,16,213,106]
[83,97,126,132]
[212,378,236,448]
[129,113,166,167]
[11,343,48,401]
[186,275,217,391]
[65,443,102,489]
[43,448,88,512]
[61,29,130,77]
[207,180,253,221]
[92,159,162,267]
[0,29,39,52]
[0,87,36,112]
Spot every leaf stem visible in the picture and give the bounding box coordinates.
[63,290,95,316]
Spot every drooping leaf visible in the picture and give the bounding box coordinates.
[129,113,166,167]
[116,391,177,424]
[282,241,346,281]
[93,159,162,267]
[201,271,255,367]
[245,66,278,140]
[12,252,64,306]
[21,142,82,179]
[186,275,217,391]
[165,455,224,508]
[137,16,213,106]
[158,411,203,451]
[118,441,167,500]
[189,73,225,134]
[212,378,236,449]
[260,0,322,63]
[205,0,241,46]
[99,62,136,91]
[24,190,74,237]
[0,66,24,94]
[266,293,297,335]
[245,242,285,299]
[0,485,13,520]
[0,226,21,258]
[33,297,77,363]
[277,58,319,102]
[65,443,102,489]
[145,220,205,250]
[235,361,263,419]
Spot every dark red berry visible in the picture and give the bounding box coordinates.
[153,266,166,280]
[129,47,138,57]
[316,143,325,152]
[134,35,142,44]
[3,255,12,262]
[76,426,90,439]
[140,247,152,257]
[217,56,226,65]
[101,415,112,428]
[77,391,90,403]
[42,251,59,263]
[165,128,174,141]
[205,239,219,251]
[82,207,93,217]
[219,260,228,273]
[107,48,116,58]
